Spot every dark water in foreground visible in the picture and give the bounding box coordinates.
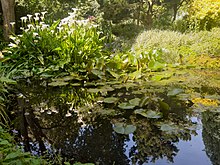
[10,78,220,165]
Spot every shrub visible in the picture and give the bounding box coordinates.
[5,10,109,77]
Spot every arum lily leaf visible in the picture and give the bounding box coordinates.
[0,77,16,84]
[103,97,119,104]
[118,102,135,110]
[167,88,184,96]
[48,81,69,86]
[129,98,141,106]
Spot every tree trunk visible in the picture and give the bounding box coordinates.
[1,0,15,41]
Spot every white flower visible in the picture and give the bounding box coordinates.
[65,111,72,117]
[9,35,16,41]
[33,32,38,37]
[72,8,79,13]
[34,13,40,17]
[20,16,28,23]
[27,14,32,21]
[8,43,17,48]
[27,24,34,30]
[34,16,40,21]
[10,22,15,27]
[41,24,49,30]
[41,11,47,17]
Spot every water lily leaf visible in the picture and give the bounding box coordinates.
[113,123,124,134]
[71,83,81,86]
[135,109,162,118]
[53,76,75,82]
[118,102,135,109]
[159,124,178,133]
[87,88,100,93]
[158,100,170,111]
[103,97,119,104]
[124,125,137,134]
[167,88,184,96]
[99,85,114,92]
[129,98,141,106]
[48,81,69,86]
[113,123,136,135]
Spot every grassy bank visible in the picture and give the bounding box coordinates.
[131,28,220,67]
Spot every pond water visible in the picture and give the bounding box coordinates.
[10,69,220,165]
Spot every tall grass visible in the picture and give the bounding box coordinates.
[132,28,220,64]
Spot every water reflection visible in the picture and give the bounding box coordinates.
[202,111,220,165]
[11,80,217,164]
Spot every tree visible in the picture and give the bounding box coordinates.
[1,0,15,41]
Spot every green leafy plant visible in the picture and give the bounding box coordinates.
[0,126,46,165]
[5,10,108,77]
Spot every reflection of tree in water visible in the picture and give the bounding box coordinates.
[12,80,199,164]
[202,111,220,165]
[13,80,129,164]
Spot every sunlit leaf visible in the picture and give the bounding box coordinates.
[167,88,184,96]
[129,98,141,106]
[103,97,119,104]
[48,81,69,86]
[87,88,100,93]
[134,109,162,118]
[118,102,135,109]
[113,123,136,135]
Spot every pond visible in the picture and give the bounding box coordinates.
[10,69,220,165]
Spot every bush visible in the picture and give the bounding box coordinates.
[5,10,109,77]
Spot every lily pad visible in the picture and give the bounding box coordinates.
[118,102,135,110]
[87,88,100,93]
[129,98,141,106]
[159,123,178,134]
[103,97,119,104]
[48,81,69,86]
[134,109,162,119]
[113,123,136,135]
[167,88,184,96]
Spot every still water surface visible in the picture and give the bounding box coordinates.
[12,78,220,165]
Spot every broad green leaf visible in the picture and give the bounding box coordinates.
[48,81,69,86]
[135,109,162,119]
[103,97,119,104]
[113,123,136,135]
[87,88,100,93]
[108,70,120,79]
[129,98,141,106]
[159,124,178,134]
[118,102,135,109]
[113,123,124,134]
[167,88,184,96]
[148,61,165,71]
[129,70,142,79]
[124,125,137,135]
[158,100,170,111]
[5,151,24,160]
